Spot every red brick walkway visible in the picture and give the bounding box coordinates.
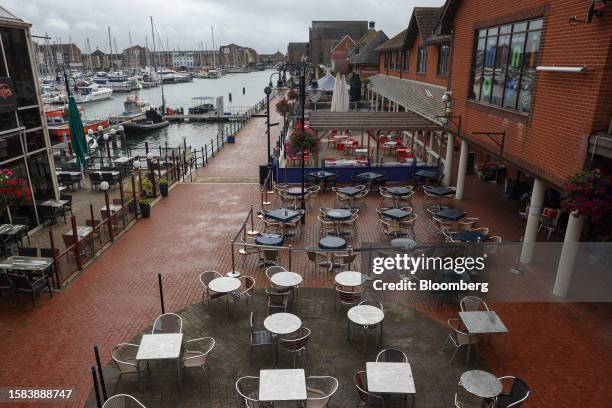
[0,101,610,407]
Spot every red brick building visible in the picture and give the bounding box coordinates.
[309,21,369,65]
[348,23,389,78]
[330,35,356,71]
[287,42,309,63]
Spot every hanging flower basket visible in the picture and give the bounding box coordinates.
[276,98,294,116]
[0,169,31,213]
[562,169,612,222]
[289,128,320,154]
[286,89,298,101]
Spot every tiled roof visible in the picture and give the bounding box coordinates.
[414,7,443,41]
[369,74,446,120]
[375,30,407,52]
[348,31,389,65]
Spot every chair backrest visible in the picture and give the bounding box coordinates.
[249,312,255,333]
[266,288,290,305]
[502,376,530,407]
[266,266,287,280]
[241,276,255,295]
[102,394,146,408]
[447,318,472,346]
[336,287,363,305]
[460,296,489,311]
[60,194,72,203]
[376,348,408,362]
[11,217,29,227]
[354,371,370,402]
[184,337,215,367]
[40,248,59,258]
[111,344,139,374]
[235,376,262,408]
[306,248,322,262]
[8,273,32,291]
[306,376,339,406]
[280,327,311,352]
[0,272,13,289]
[17,247,38,257]
[152,313,183,334]
[263,249,279,261]
[199,270,221,288]
[489,236,502,243]
[359,299,384,312]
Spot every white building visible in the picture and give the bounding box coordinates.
[172,52,194,69]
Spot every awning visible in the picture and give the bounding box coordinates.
[369,74,446,120]
[308,111,441,131]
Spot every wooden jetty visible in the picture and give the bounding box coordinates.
[164,114,246,123]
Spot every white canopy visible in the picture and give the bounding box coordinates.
[317,73,336,92]
[331,74,350,112]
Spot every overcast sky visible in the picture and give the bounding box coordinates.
[9,0,442,54]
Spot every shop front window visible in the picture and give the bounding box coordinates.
[0,131,22,163]
[2,158,36,226]
[27,151,54,202]
[0,27,37,107]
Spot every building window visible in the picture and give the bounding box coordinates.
[402,49,409,71]
[417,47,427,74]
[437,45,450,76]
[395,51,402,70]
[0,27,37,107]
[471,18,543,112]
[384,52,389,70]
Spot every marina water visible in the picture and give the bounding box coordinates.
[79,70,274,151]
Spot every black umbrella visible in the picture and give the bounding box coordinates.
[349,72,362,103]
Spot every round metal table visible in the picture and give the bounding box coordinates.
[208,277,241,293]
[271,271,303,287]
[326,209,352,221]
[460,370,503,399]
[319,235,347,250]
[347,305,385,352]
[263,312,302,367]
[390,238,417,249]
[286,187,306,196]
[256,233,284,246]
[335,271,365,287]
[386,187,411,196]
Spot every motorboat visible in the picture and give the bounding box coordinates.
[158,69,192,83]
[45,106,109,143]
[74,81,113,103]
[122,107,169,134]
[108,95,149,124]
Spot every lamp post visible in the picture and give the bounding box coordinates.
[146,152,157,197]
[100,181,113,241]
[264,85,272,165]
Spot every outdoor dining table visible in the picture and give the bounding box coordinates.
[366,362,416,398]
[319,235,346,250]
[286,187,306,196]
[459,311,508,364]
[355,171,385,182]
[40,199,69,208]
[99,204,123,215]
[255,233,284,246]
[259,369,307,402]
[336,186,363,196]
[62,226,94,255]
[136,333,184,391]
[459,370,503,402]
[263,312,302,366]
[0,224,28,243]
[413,169,439,181]
[264,208,301,223]
[307,170,335,189]
[385,187,412,196]
[335,271,365,288]
[0,256,53,272]
[381,208,413,221]
[390,238,417,249]
[435,208,466,221]
[271,271,303,299]
[348,305,385,352]
[326,209,352,221]
[208,276,241,310]
[427,186,455,196]
[455,230,490,242]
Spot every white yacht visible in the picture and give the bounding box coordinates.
[74,82,113,103]
[105,72,141,92]
[158,69,191,83]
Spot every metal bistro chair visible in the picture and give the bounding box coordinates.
[376,348,408,363]
[111,344,147,393]
[354,371,385,408]
[305,375,339,408]
[182,337,215,390]
[496,376,530,407]
[17,247,38,257]
[102,394,146,408]
[152,312,183,334]
[266,288,290,315]
[266,265,288,290]
[460,296,489,312]
[199,270,225,305]
[236,375,265,408]
[0,272,14,298]
[279,327,312,368]
[444,318,480,363]
[306,248,331,274]
[249,312,273,362]
[356,300,384,343]
[231,275,255,307]
[334,286,363,310]
[8,273,52,308]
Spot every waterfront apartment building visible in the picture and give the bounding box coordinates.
[309,21,369,65]
[287,42,309,63]
[34,42,83,69]
[219,44,258,67]
[368,0,612,291]
[0,7,59,228]
[258,51,285,65]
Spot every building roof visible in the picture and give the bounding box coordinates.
[435,0,460,36]
[0,5,28,27]
[369,74,446,120]
[375,30,407,52]
[308,111,440,131]
[405,6,444,47]
[348,30,389,65]
[331,35,356,52]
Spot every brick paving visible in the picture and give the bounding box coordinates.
[0,100,610,407]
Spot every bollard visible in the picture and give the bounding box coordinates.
[94,346,108,401]
[228,239,240,278]
[288,245,293,270]
[247,205,259,235]
[158,273,165,314]
[91,366,102,408]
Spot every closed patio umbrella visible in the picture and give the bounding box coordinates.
[65,74,88,169]
[331,73,342,112]
[349,72,362,103]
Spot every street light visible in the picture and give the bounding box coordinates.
[264,85,272,165]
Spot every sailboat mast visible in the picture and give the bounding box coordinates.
[211,26,216,69]
[107,27,112,69]
[150,16,165,112]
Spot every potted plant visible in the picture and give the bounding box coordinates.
[286,88,298,101]
[159,178,169,197]
[140,176,154,198]
[0,169,31,220]
[139,196,152,218]
[289,127,320,166]
[562,169,612,222]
